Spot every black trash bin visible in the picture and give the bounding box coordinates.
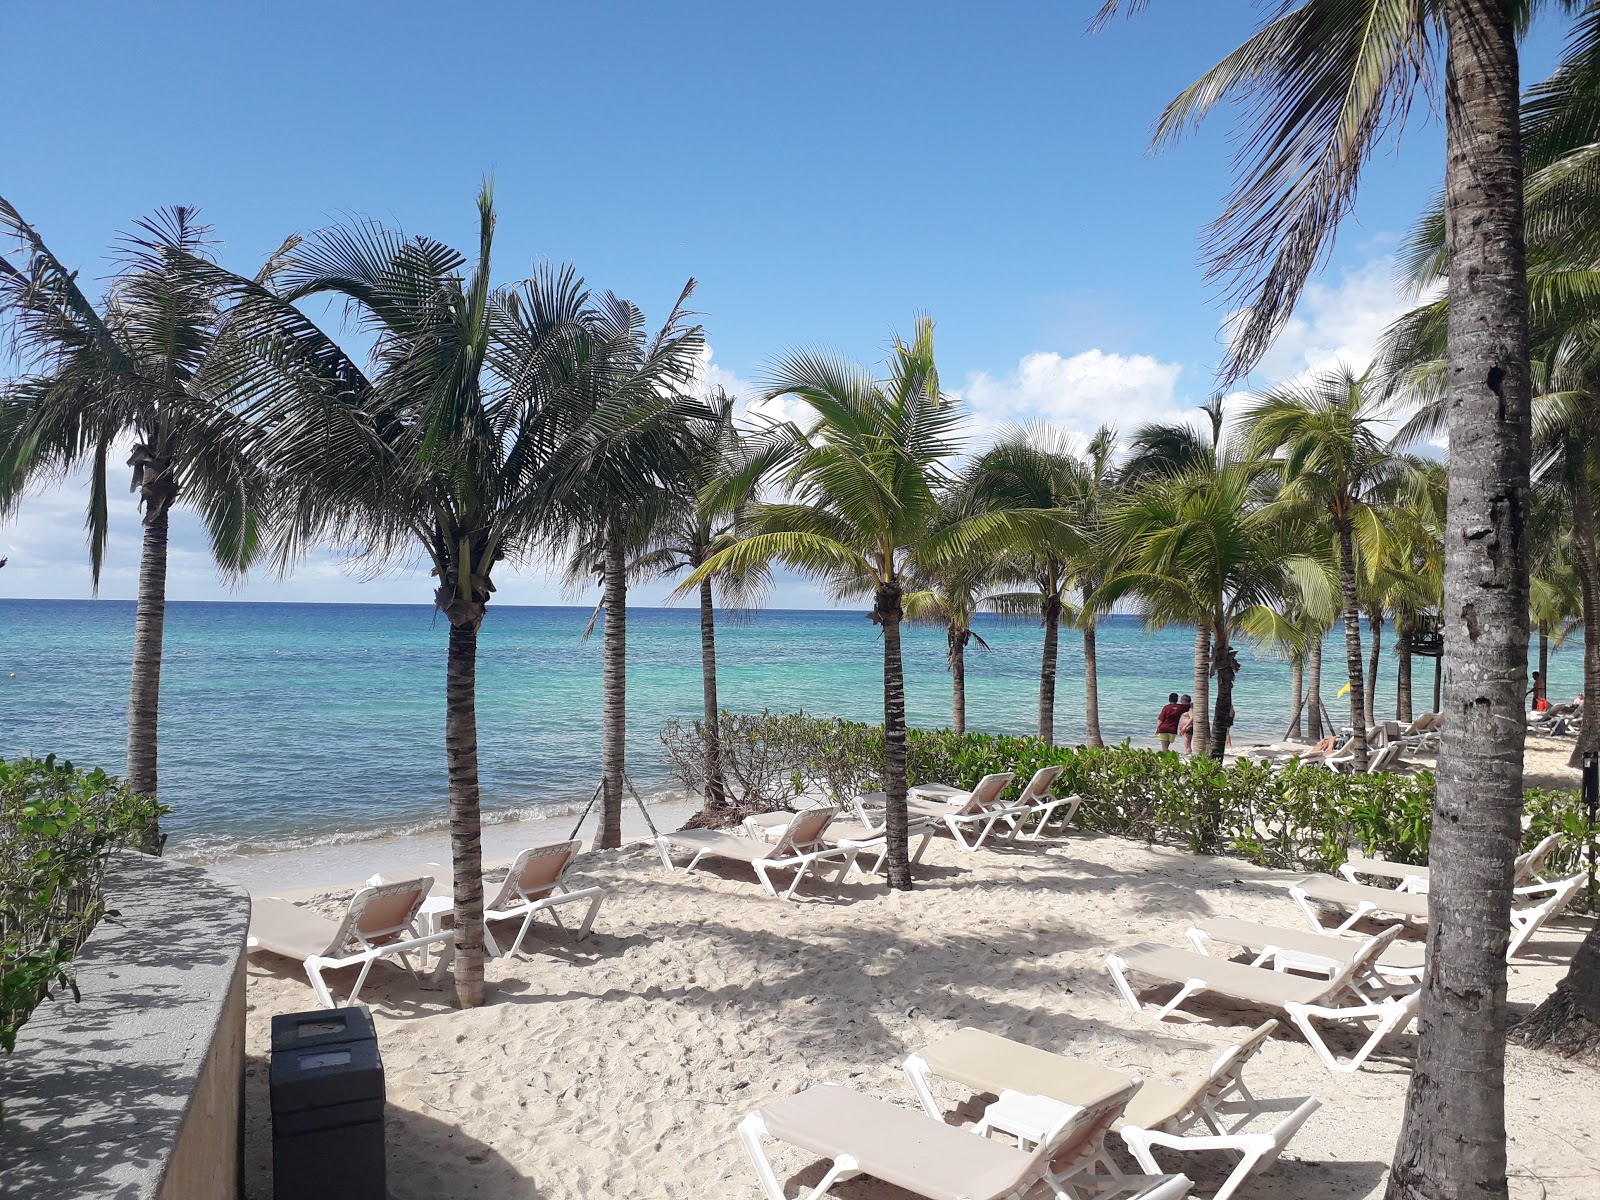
[270,1007,386,1200]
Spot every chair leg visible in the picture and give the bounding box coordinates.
[902,1054,943,1119]
[576,892,605,940]
[345,956,379,1008]
[653,836,677,871]
[752,861,782,900]
[1153,979,1206,1022]
[304,959,336,1009]
[1104,954,1143,1014]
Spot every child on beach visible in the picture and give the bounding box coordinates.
[1155,692,1183,750]
[1177,695,1194,754]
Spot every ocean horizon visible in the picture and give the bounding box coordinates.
[2,597,1582,862]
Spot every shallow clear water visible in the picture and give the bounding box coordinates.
[0,599,1581,859]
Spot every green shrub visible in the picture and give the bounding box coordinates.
[661,712,1592,899]
[0,756,165,1053]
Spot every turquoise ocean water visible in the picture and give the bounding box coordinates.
[0,599,1582,860]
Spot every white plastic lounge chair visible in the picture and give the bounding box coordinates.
[903,1022,1316,1200]
[656,807,856,899]
[746,808,937,875]
[247,877,453,1008]
[998,764,1080,839]
[478,841,607,955]
[1292,870,1584,958]
[1339,833,1562,894]
[904,772,1025,851]
[738,1079,1192,1200]
[1105,925,1416,1073]
[1186,917,1424,995]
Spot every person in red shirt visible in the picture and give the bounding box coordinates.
[1155,692,1183,750]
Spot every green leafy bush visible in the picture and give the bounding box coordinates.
[661,712,1592,898]
[1,756,165,1053]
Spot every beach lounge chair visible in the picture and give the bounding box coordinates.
[1186,917,1424,995]
[247,877,454,1008]
[477,841,608,955]
[1339,833,1562,894]
[903,772,1026,851]
[656,807,856,900]
[999,764,1080,839]
[1105,924,1416,1072]
[1288,872,1584,958]
[902,1022,1316,1200]
[737,1078,1192,1200]
[745,807,938,876]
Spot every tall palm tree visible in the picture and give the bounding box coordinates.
[905,494,995,735]
[969,425,1093,747]
[1241,366,1410,769]
[0,199,265,852]
[1073,426,1122,748]
[558,287,709,850]
[1106,457,1295,784]
[1095,2,1548,1188]
[640,391,774,816]
[687,317,973,890]
[212,187,697,1007]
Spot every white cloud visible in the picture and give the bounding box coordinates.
[1249,259,1417,385]
[955,347,1189,448]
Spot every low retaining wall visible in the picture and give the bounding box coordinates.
[1,850,251,1199]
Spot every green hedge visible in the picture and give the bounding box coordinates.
[661,712,1593,888]
[1,756,165,1053]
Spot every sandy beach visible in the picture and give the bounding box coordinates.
[236,739,1599,1200]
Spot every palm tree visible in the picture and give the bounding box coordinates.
[969,425,1093,747]
[557,287,709,850]
[686,317,970,890]
[1095,1,1548,1187]
[1106,458,1295,769]
[1074,426,1122,748]
[0,199,265,852]
[905,495,995,735]
[640,391,774,817]
[1241,367,1410,769]
[212,187,698,1006]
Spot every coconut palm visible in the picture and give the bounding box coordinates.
[685,317,973,890]
[0,199,265,851]
[905,493,996,735]
[1073,426,1122,748]
[968,425,1094,747]
[1240,366,1411,769]
[208,187,699,1007]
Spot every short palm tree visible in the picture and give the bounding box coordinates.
[1241,367,1409,769]
[212,187,695,1006]
[686,316,967,890]
[905,493,995,735]
[0,199,265,851]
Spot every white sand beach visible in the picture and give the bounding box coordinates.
[237,742,1600,1200]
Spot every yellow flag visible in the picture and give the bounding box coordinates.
[1337,683,1352,697]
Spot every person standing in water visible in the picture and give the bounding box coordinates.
[1177,694,1195,754]
[1155,692,1183,751]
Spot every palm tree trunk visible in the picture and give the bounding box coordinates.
[1511,923,1600,1053]
[127,505,169,854]
[1083,620,1105,748]
[949,626,967,735]
[1191,623,1211,754]
[879,582,912,890]
[1566,460,1600,768]
[1038,596,1060,746]
[1336,521,1369,769]
[598,535,628,850]
[1366,610,1383,728]
[1397,616,1414,723]
[1288,651,1304,740]
[1537,625,1549,700]
[445,617,487,1009]
[698,577,726,812]
[1308,632,1324,740]
[1208,624,1233,762]
[1388,5,1532,1196]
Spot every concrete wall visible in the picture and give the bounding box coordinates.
[1,851,251,1199]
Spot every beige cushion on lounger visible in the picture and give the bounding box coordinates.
[1193,917,1425,975]
[665,828,774,863]
[1115,942,1346,1009]
[1292,876,1430,920]
[758,1084,1052,1200]
[250,896,344,961]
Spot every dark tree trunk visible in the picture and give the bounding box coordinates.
[445,617,487,1009]
[598,535,628,850]
[1398,615,1415,723]
[1288,651,1304,740]
[949,625,967,735]
[1567,460,1600,768]
[1434,654,1444,713]
[1367,610,1383,727]
[1208,625,1233,762]
[1336,520,1369,769]
[1038,594,1061,746]
[878,582,912,890]
[1308,633,1324,740]
[1537,625,1549,701]
[1192,623,1212,754]
[698,577,727,812]
[1083,619,1104,748]
[1388,5,1532,1197]
[127,503,170,855]
[1511,902,1600,1052]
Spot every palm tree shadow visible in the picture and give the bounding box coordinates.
[243,1051,543,1200]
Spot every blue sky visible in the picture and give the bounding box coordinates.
[0,1,1569,607]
